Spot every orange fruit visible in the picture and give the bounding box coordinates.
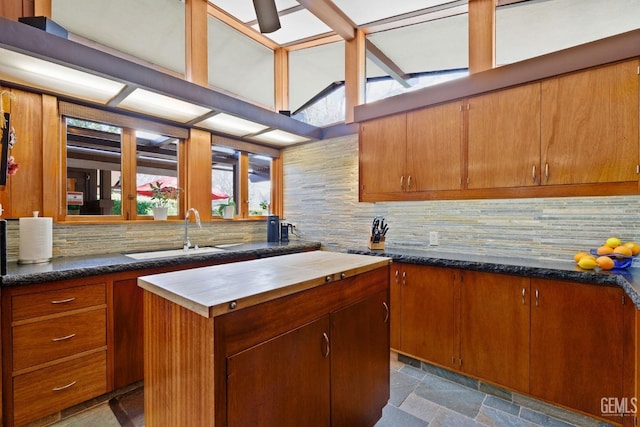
[596,256,615,270]
[613,245,632,257]
[574,252,591,263]
[596,245,614,255]
[623,242,640,256]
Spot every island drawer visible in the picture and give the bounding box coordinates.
[12,351,107,426]
[12,308,107,371]
[12,282,106,321]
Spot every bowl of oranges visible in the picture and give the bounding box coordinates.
[574,237,639,270]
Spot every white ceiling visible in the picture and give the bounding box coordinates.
[48,0,640,115]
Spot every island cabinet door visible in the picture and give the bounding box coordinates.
[226,315,331,427]
[331,290,390,427]
[530,279,624,422]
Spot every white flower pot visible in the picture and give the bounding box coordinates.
[222,205,235,219]
[153,206,169,220]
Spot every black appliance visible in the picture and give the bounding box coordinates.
[267,215,279,242]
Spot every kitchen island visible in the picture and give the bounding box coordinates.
[138,250,392,427]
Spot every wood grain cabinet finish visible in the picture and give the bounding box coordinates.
[391,263,458,369]
[391,264,634,425]
[467,83,541,189]
[359,102,464,201]
[113,278,144,390]
[144,266,390,427]
[359,58,640,202]
[459,270,530,393]
[530,279,626,422]
[541,59,639,186]
[2,281,108,427]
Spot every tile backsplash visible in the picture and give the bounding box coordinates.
[283,134,640,264]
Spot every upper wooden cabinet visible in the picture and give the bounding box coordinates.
[359,101,463,201]
[467,83,541,189]
[541,59,639,186]
[359,58,640,202]
[359,114,407,197]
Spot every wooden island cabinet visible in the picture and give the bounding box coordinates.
[139,251,391,427]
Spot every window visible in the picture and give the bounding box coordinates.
[248,154,271,216]
[61,102,187,221]
[211,138,277,219]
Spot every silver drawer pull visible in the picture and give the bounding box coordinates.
[52,381,77,391]
[51,297,76,304]
[52,333,76,342]
[383,302,389,323]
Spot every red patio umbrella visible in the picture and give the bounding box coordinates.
[136,177,229,200]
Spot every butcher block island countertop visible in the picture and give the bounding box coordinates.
[138,250,391,317]
[139,250,393,427]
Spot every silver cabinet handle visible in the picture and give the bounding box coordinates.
[52,333,76,342]
[402,271,406,286]
[545,163,549,182]
[531,165,536,183]
[51,297,75,304]
[322,332,330,358]
[383,302,389,323]
[407,175,412,189]
[522,288,526,305]
[535,289,539,307]
[394,270,399,284]
[52,381,77,391]
[400,175,404,190]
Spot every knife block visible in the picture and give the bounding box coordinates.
[368,236,385,250]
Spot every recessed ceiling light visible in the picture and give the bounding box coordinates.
[118,88,211,123]
[0,47,125,103]
[197,113,269,136]
[250,129,309,145]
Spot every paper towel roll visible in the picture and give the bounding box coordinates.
[19,216,52,264]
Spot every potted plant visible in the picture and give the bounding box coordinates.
[149,180,181,220]
[217,197,236,219]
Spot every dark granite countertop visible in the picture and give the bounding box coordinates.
[1,241,322,287]
[348,247,640,309]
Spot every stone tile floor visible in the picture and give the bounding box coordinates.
[375,353,617,427]
[44,353,618,427]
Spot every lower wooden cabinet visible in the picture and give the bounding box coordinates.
[530,279,626,422]
[113,278,144,389]
[459,270,530,393]
[2,280,108,427]
[391,264,458,369]
[391,263,633,424]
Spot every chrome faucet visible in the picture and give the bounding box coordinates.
[184,208,201,250]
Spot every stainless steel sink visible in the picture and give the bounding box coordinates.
[124,246,226,260]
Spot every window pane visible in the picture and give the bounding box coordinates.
[496,0,640,65]
[248,154,271,216]
[211,146,238,217]
[65,118,122,216]
[136,131,180,216]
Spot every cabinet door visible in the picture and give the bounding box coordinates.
[227,316,331,427]
[400,264,458,369]
[467,83,541,189]
[331,290,389,426]
[460,271,530,392]
[113,278,144,389]
[541,59,639,185]
[530,279,624,420]
[406,101,464,191]
[359,114,407,196]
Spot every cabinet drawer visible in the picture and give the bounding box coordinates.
[12,282,106,321]
[13,351,107,426]
[13,309,106,371]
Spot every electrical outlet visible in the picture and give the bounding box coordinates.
[429,231,439,246]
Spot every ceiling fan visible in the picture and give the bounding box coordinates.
[253,0,281,33]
